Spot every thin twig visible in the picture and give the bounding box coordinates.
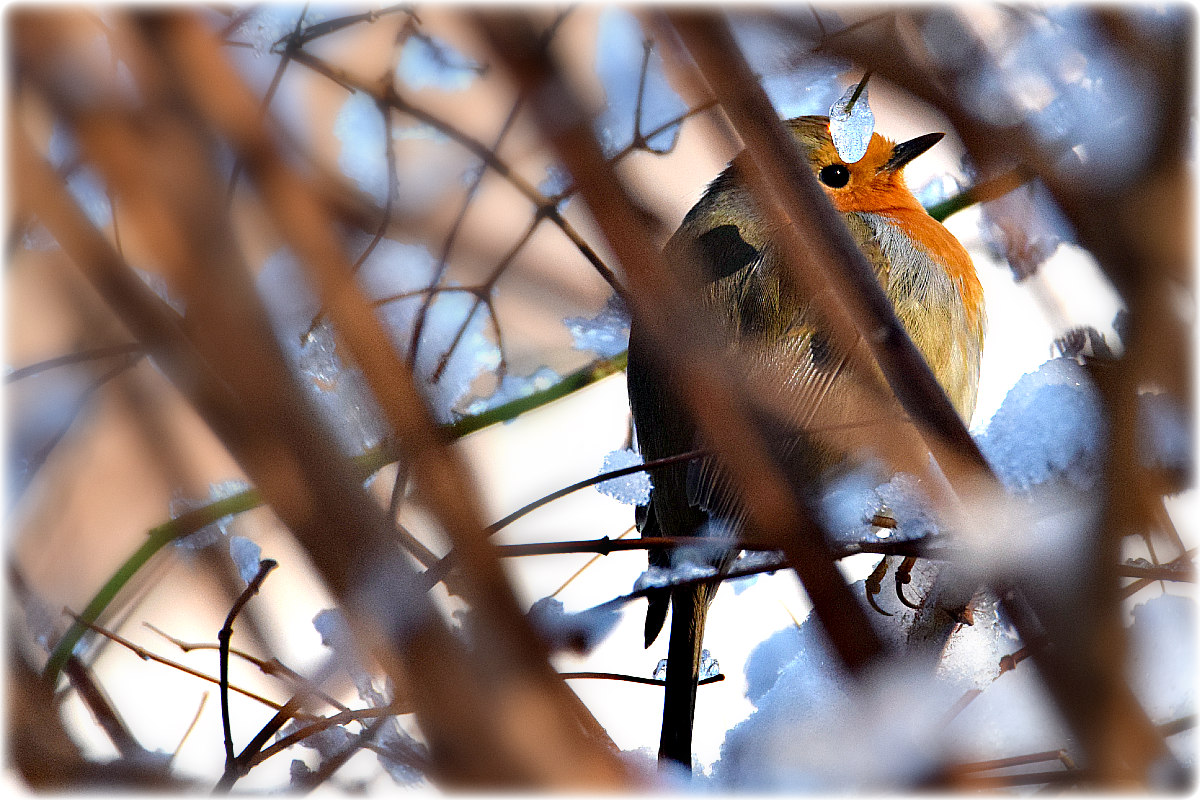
[63,610,290,713]
[560,671,724,687]
[5,342,143,383]
[215,695,308,793]
[171,692,209,763]
[551,525,636,598]
[251,705,400,768]
[408,95,523,367]
[143,622,350,712]
[955,749,1073,773]
[287,47,626,296]
[219,559,279,767]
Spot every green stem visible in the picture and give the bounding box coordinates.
[926,166,1031,222]
[42,349,628,686]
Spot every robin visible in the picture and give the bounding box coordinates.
[627,114,985,767]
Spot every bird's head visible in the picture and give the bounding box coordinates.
[785,115,944,215]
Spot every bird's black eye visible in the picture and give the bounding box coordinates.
[819,164,850,188]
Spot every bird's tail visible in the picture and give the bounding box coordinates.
[658,582,714,768]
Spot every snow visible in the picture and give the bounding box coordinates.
[235,5,304,57]
[596,448,652,506]
[133,267,186,314]
[1128,594,1195,722]
[634,563,717,593]
[978,180,1074,278]
[527,596,621,653]
[538,164,573,211]
[818,467,939,546]
[313,608,388,708]
[710,355,1191,787]
[333,92,390,205]
[256,242,503,436]
[564,293,630,358]
[977,357,1105,492]
[228,536,263,585]
[24,125,114,250]
[396,34,481,92]
[465,366,560,417]
[297,320,387,455]
[915,173,965,208]
[828,81,875,164]
[653,649,719,681]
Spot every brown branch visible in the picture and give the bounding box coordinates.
[954,749,1074,774]
[5,342,143,383]
[61,653,149,761]
[1115,560,1195,583]
[250,705,400,769]
[62,611,290,713]
[956,769,1088,790]
[550,525,637,598]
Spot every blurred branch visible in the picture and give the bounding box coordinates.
[7,628,184,790]
[62,656,150,762]
[1119,548,1197,600]
[1115,560,1194,583]
[21,352,142,484]
[5,342,142,383]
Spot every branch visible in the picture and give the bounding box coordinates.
[560,671,725,687]
[5,342,143,383]
[63,611,290,713]
[218,559,279,767]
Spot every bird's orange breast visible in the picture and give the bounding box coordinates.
[864,204,985,336]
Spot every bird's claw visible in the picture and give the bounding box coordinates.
[895,555,922,609]
[865,556,894,616]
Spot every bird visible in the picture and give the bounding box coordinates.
[626,114,986,769]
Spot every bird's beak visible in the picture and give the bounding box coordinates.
[880,132,944,173]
